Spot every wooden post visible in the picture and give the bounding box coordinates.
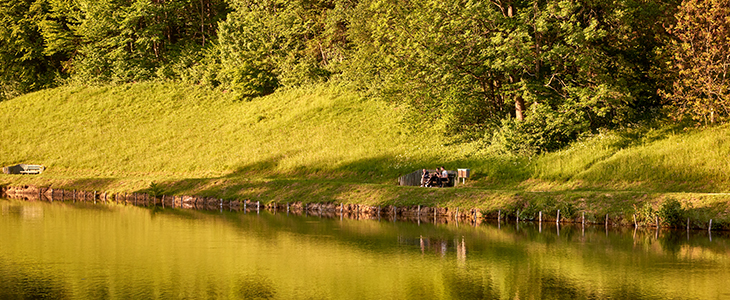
[539,211,542,223]
[498,210,501,223]
[709,219,713,232]
[162,195,165,208]
[656,215,659,228]
[418,205,421,219]
[556,210,560,224]
[61,189,64,201]
[93,191,97,204]
[687,218,690,231]
[38,187,42,201]
[516,210,519,223]
[257,201,260,214]
[582,212,585,225]
[456,207,459,222]
[605,214,609,228]
[633,214,637,227]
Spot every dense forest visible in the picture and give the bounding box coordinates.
[2,0,728,154]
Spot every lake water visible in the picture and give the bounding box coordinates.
[1,198,729,299]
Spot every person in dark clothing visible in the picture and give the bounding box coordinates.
[429,167,442,187]
[439,166,449,187]
[421,169,430,187]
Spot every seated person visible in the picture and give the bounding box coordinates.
[420,169,430,187]
[440,167,449,186]
[429,168,442,187]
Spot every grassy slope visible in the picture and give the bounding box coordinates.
[1,83,729,226]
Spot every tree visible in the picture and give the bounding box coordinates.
[218,0,352,98]
[346,0,676,153]
[665,0,730,124]
[46,0,228,84]
[0,0,66,100]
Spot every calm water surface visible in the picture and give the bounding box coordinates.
[1,198,729,299]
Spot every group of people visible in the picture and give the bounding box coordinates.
[420,167,449,187]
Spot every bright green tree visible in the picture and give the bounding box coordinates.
[218,0,352,98]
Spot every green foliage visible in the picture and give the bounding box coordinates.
[0,0,723,157]
[218,0,350,97]
[148,182,164,198]
[664,0,730,124]
[0,0,66,100]
[635,203,656,226]
[657,198,686,228]
[491,102,589,155]
[346,0,672,145]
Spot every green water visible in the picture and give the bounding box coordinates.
[1,198,729,299]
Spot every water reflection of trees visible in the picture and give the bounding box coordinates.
[237,274,276,299]
[0,264,71,299]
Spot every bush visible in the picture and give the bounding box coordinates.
[491,103,589,155]
[657,198,686,228]
[635,202,656,226]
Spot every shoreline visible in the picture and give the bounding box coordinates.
[2,184,727,231]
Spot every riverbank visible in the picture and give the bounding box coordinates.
[3,182,729,230]
[2,83,730,229]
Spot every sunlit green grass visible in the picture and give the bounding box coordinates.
[0,82,476,184]
[531,125,730,192]
[1,82,730,225]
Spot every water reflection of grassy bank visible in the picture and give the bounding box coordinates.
[2,83,730,229]
[4,199,729,299]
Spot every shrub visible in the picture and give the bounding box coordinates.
[657,198,686,228]
[635,202,656,226]
[491,103,589,155]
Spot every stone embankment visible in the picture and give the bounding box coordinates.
[0,185,486,225]
[3,185,721,231]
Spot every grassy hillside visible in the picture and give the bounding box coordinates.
[0,82,480,186]
[2,83,730,227]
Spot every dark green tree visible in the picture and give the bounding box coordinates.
[0,0,67,100]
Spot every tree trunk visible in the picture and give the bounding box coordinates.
[515,96,526,121]
[506,3,524,121]
[509,74,525,121]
